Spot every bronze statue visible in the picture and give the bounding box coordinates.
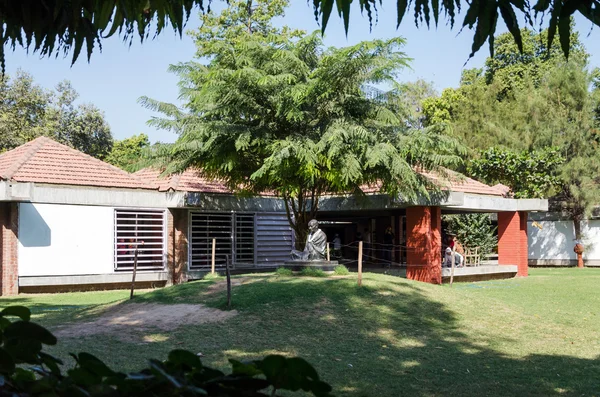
[291,219,327,261]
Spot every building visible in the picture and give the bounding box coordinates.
[0,137,548,295]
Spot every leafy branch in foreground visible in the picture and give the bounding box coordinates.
[2,0,595,73]
[0,305,332,396]
[310,0,599,60]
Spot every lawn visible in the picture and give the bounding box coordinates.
[1,268,599,396]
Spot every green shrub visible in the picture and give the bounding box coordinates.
[333,265,350,275]
[300,268,327,277]
[0,306,332,396]
[203,272,222,280]
[275,267,294,277]
[444,213,497,258]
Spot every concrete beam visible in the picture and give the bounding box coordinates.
[449,194,548,212]
[186,193,286,212]
[19,271,170,287]
[441,265,518,277]
[0,182,185,208]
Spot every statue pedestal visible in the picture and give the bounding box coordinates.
[283,260,339,272]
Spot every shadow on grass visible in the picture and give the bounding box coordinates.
[148,276,598,396]
[15,275,600,396]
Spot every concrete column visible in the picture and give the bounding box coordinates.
[0,203,19,296]
[498,211,528,277]
[406,206,442,284]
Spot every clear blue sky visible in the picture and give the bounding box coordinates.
[7,2,600,143]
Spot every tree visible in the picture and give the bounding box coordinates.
[0,70,113,158]
[429,28,600,243]
[0,70,50,150]
[444,213,497,259]
[2,0,598,72]
[469,147,565,199]
[390,79,437,129]
[141,1,463,247]
[105,133,151,171]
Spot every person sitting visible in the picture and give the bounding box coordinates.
[443,247,464,268]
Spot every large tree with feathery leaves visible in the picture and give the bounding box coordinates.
[140,0,463,247]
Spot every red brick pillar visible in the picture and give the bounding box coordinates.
[498,211,528,277]
[406,206,442,284]
[0,203,19,296]
[167,209,188,285]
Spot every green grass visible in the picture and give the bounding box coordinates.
[333,265,350,276]
[203,272,223,281]
[300,267,327,277]
[275,267,294,277]
[2,269,600,396]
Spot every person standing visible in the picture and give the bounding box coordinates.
[383,226,395,264]
[333,233,342,259]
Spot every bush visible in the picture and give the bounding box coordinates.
[300,268,327,277]
[275,267,294,277]
[333,265,350,275]
[0,306,332,396]
[203,272,222,280]
[444,213,497,258]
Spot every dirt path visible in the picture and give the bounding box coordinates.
[55,303,237,341]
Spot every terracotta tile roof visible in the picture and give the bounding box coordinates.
[417,169,508,197]
[135,167,508,197]
[0,137,156,190]
[134,168,231,193]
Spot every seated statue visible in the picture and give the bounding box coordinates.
[291,219,327,261]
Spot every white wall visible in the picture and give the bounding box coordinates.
[18,203,114,276]
[528,220,600,260]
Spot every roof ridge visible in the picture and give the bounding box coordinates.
[169,172,183,191]
[1,136,49,180]
[41,138,158,190]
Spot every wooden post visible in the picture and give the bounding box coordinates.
[130,248,138,300]
[358,241,363,287]
[211,238,216,274]
[327,243,330,261]
[225,254,232,309]
[449,251,456,287]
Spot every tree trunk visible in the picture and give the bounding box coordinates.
[294,222,309,251]
[283,190,320,251]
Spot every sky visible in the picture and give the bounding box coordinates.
[7,2,600,143]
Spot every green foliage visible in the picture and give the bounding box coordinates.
[333,265,350,276]
[444,214,497,258]
[423,26,600,241]
[0,70,113,158]
[275,267,294,277]
[141,2,463,246]
[310,0,597,61]
[105,134,151,171]
[484,24,587,98]
[203,272,223,280]
[300,268,327,277]
[0,305,332,396]
[469,147,565,199]
[190,0,303,58]
[0,0,211,73]
[4,0,599,73]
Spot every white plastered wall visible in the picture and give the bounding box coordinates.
[528,220,600,261]
[18,203,114,276]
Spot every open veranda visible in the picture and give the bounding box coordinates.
[1,268,599,396]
